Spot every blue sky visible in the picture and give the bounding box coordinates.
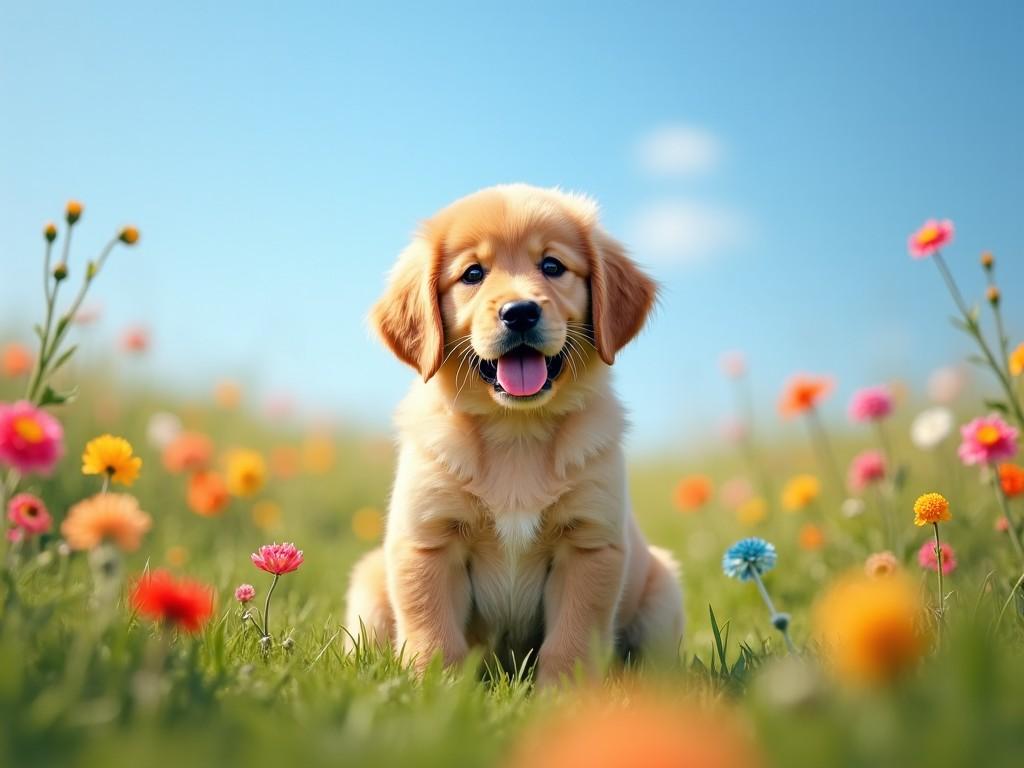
[2,1,1022,451]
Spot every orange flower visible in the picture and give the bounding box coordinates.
[119,226,140,245]
[2,343,32,378]
[798,523,825,551]
[673,475,713,512]
[65,200,83,224]
[999,463,1024,499]
[778,374,834,418]
[61,493,152,551]
[913,492,951,527]
[162,432,213,473]
[1011,343,1024,377]
[187,471,230,516]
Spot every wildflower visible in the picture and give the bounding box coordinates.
[118,226,140,245]
[130,570,214,633]
[81,434,142,486]
[352,506,384,541]
[719,477,754,509]
[781,474,819,512]
[798,523,825,552]
[719,350,746,379]
[999,463,1024,498]
[737,497,767,526]
[270,445,301,479]
[910,406,953,450]
[847,386,893,423]
[907,218,954,258]
[987,285,1001,305]
[778,374,834,418]
[814,572,925,685]
[119,326,149,354]
[673,475,713,512]
[251,500,282,531]
[251,542,303,575]
[61,493,152,551]
[995,516,1010,534]
[927,365,966,403]
[226,449,266,497]
[162,431,213,473]
[913,492,951,527]
[146,411,183,449]
[2,343,32,378]
[722,537,776,581]
[864,551,900,578]
[841,497,866,518]
[44,222,58,242]
[981,251,994,269]
[6,493,52,535]
[187,471,230,516]
[918,540,957,575]
[235,584,256,604]
[65,200,84,225]
[847,450,886,492]
[958,415,1018,465]
[0,400,64,475]
[1010,342,1024,377]
[301,433,336,474]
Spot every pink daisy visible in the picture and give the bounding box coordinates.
[0,401,64,475]
[908,219,954,259]
[957,415,1018,466]
[251,542,304,575]
[918,540,957,575]
[234,583,256,603]
[847,386,894,423]
[847,449,887,492]
[7,492,52,535]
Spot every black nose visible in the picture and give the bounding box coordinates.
[499,300,541,333]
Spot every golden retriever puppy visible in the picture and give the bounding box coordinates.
[345,184,683,685]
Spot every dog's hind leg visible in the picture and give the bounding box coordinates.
[621,546,684,665]
[343,546,395,651]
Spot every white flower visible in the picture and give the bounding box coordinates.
[146,411,182,449]
[841,498,865,518]
[911,406,953,450]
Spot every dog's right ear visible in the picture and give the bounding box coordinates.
[370,236,444,381]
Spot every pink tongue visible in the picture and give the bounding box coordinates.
[496,350,548,397]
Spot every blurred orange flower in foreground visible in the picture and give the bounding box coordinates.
[778,374,834,418]
[163,432,213,474]
[2,343,32,378]
[61,493,152,552]
[507,692,761,768]
[673,475,713,512]
[187,471,230,516]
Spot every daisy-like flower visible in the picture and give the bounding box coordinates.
[226,449,267,497]
[918,540,957,575]
[81,434,142,486]
[2,343,32,378]
[781,474,819,512]
[131,570,214,633]
[162,431,213,473]
[1011,342,1024,377]
[847,450,886,492]
[251,542,303,575]
[187,470,230,517]
[864,551,900,578]
[908,219,954,258]
[673,475,713,512]
[234,584,256,604]
[6,493,52,535]
[958,415,1018,465]
[913,492,951,527]
[778,374,834,419]
[61,493,152,551]
[146,411,183,449]
[722,537,777,581]
[0,401,64,475]
[910,407,953,450]
[847,386,893,423]
[999,463,1024,498]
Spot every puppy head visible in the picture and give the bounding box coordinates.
[371,184,657,411]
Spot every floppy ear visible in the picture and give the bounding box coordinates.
[587,228,659,365]
[370,236,444,381]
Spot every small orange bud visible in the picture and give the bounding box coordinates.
[981,251,994,269]
[119,226,140,245]
[987,285,1001,305]
[43,222,57,242]
[52,263,68,281]
[65,200,83,225]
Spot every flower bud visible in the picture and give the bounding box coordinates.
[772,612,791,632]
[53,263,68,281]
[43,222,58,242]
[119,226,140,245]
[981,251,994,270]
[282,637,295,652]
[259,635,272,653]
[987,285,1001,306]
[65,200,83,225]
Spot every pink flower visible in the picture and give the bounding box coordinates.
[6,527,23,543]
[7,493,52,535]
[995,516,1010,534]
[0,401,64,475]
[847,386,893,423]
[119,326,150,354]
[234,583,256,603]
[918,540,957,575]
[251,542,304,575]
[908,219,954,259]
[847,449,887,492]
[957,415,1018,466]
[719,351,746,379]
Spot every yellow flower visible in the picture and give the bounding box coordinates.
[226,449,266,497]
[61,493,152,551]
[913,492,951,527]
[352,506,384,541]
[65,200,83,225]
[43,222,57,242]
[82,434,142,486]
[987,285,1001,305]
[814,572,926,685]
[980,251,994,269]
[781,474,819,512]
[1010,342,1024,377]
[737,497,767,526]
[119,226,140,245]
[251,500,282,531]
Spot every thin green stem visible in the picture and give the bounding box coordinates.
[750,569,796,653]
[805,407,844,495]
[261,573,280,639]
[994,571,1024,632]
[933,523,945,639]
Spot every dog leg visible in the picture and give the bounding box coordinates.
[343,547,394,651]
[626,546,684,664]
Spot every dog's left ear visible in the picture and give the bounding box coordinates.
[587,228,659,365]
[369,236,444,381]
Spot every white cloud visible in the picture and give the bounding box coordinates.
[635,124,722,177]
[626,199,748,265]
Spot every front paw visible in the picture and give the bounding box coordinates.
[407,636,468,675]
[535,645,578,688]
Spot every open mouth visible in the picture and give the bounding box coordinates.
[478,345,565,398]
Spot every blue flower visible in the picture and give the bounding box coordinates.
[722,537,777,581]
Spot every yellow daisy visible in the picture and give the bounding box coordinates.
[82,434,142,486]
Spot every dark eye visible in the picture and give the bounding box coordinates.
[540,255,566,277]
[461,264,485,285]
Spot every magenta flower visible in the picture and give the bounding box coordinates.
[957,415,1018,466]
[848,385,894,423]
[251,542,304,575]
[7,493,52,535]
[0,401,64,475]
[234,583,256,603]
[847,449,887,492]
[918,540,957,575]
[908,219,954,259]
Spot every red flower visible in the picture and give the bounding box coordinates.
[130,569,214,632]
[251,542,304,575]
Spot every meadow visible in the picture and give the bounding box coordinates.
[3,207,1024,767]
